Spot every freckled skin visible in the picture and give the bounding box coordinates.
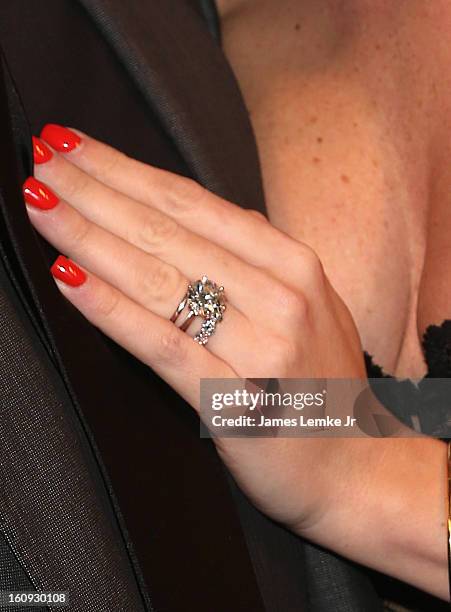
[217,0,451,378]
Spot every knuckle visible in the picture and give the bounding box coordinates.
[137,213,179,252]
[96,149,124,182]
[279,286,309,324]
[166,176,207,214]
[272,284,308,324]
[297,244,324,283]
[155,327,187,366]
[247,209,268,222]
[68,216,92,250]
[63,170,91,200]
[264,336,298,374]
[93,286,121,319]
[141,263,183,304]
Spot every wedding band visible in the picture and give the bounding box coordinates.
[171,276,226,345]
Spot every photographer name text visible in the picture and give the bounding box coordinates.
[211,414,357,428]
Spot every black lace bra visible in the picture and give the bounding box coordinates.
[365,321,451,437]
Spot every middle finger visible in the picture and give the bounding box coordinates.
[34,150,281,320]
[24,178,259,364]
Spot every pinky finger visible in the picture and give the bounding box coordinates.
[50,255,236,410]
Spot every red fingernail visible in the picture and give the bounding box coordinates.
[33,136,53,164]
[51,255,86,287]
[23,177,59,210]
[41,124,81,153]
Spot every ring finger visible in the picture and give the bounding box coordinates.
[34,151,283,322]
[24,178,259,363]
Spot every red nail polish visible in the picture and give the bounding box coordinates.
[33,136,53,164]
[23,177,59,210]
[51,255,86,287]
[41,124,81,153]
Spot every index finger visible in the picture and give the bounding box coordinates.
[40,125,305,279]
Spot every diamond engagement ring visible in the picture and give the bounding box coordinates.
[170,276,226,346]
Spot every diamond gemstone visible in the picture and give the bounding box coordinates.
[187,276,226,321]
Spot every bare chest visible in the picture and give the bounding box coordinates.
[218,0,451,378]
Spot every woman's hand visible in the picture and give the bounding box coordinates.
[26,126,449,599]
[28,125,365,522]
